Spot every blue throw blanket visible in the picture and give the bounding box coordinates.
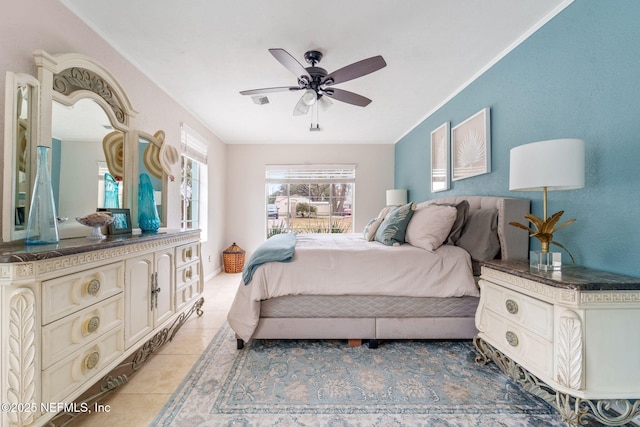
[242,233,297,285]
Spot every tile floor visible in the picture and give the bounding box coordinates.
[67,272,241,427]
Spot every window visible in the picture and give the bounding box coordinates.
[266,164,355,237]
[180,124,208,239]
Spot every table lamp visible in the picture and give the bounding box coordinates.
[509,139,585,271]
[386,189,408,206]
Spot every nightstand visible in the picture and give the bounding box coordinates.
[474,260,640,427]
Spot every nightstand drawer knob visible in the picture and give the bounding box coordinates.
[505,299,519,315]
[506,331,519,347]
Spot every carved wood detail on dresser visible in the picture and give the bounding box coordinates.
[474,260,640,427]
[0,230,204,426]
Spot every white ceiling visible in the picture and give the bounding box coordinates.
[59,0,569,145]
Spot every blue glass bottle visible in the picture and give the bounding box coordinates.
[138,173,160,232]
[26,146,59,244]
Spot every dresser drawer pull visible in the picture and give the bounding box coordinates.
[185,267,192,280]
[86,279,101,296]
[505,331,519,347]
[84,316,101,334]
[185,247,193,260]
[505,299,519,315]
[84,351,100,370]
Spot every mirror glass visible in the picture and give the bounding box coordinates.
[14,83,32,232]
[51,98,124,228]
[137,133,165,226]
[2,73,38,241]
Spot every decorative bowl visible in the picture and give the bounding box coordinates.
[76,212,114,240]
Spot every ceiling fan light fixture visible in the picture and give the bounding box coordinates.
[302,89,317,106]
[251,95,270,105]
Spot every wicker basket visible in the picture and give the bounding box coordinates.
[223,242,245,273]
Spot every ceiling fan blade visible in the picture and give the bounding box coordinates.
[293,93,312,116]
[240,86,300,96]
[323,88,372,107]
[269,48,311,82]
[323,55,386,86]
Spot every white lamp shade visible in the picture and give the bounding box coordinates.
[509,139,585,192]
[386,189,408,206]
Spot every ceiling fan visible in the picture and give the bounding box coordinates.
[240,48,386,116]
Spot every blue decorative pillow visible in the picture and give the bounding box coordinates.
[374,202,416,246]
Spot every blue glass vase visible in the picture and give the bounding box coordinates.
[138,173,160,232]
[26,146,59,245]
[103,172,120,208]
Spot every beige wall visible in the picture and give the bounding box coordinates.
[0,1,227,278]
[226,144,395,256]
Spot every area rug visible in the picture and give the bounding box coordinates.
[152,323,565,426]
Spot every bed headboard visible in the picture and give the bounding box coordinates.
[422,196,530,260]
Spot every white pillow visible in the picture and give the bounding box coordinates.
[405,204,457,252]
[363,216,384,241]
[362,206,395,241]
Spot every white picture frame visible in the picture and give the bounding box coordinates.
[451,107,491,181]
[430,122,450,192]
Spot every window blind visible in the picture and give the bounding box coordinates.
[266,164,356,183]
[180,123,208,164]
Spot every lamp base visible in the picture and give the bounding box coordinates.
[530,250,562,271]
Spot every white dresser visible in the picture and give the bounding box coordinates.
[0,230,203,427]
[475,260,640,427]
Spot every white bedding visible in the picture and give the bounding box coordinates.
[227,233,477,341]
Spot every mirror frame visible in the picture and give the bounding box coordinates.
[33,50,138,238]
[133,130,168,228]
[2,72,40,241]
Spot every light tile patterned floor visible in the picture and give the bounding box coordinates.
[67,272,241,427]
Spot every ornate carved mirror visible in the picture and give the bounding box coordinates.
[2,72,39,241]
[33,50,137,238]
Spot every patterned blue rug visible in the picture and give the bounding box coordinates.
[152,323,565,426]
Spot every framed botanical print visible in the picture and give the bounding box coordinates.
[430,122,450,192]
[451,107,491,181]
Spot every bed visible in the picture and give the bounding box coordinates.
[228,196,530,349]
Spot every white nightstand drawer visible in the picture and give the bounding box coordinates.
[42,294,124,369]
[481,308,553,378]
[42,262,124,325]
[481,279,554,341]
[41,326,124,403]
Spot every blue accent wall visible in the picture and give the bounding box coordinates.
[395,0,640,277]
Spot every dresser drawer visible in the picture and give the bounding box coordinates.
[42,262,124,325]
[481,279,554,341]
[481,308,553,378]
[176,242,200,268]
[176,280,200,311]
[176,260,201,289]
[42,294,124,369]
[41,326,124,403]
